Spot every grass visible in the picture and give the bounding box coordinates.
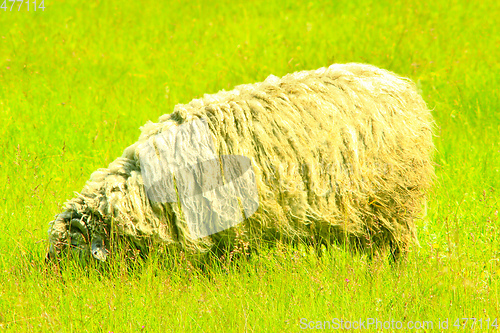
[0,0,499,331]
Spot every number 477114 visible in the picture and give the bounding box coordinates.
[1,0,45,11]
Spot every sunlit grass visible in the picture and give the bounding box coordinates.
[0,0,499,330]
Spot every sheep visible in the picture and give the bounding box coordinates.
[46,63,434,263]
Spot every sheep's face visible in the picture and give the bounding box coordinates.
[47,216,109,263]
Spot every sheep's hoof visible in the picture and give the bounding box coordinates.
[91,236,108,262]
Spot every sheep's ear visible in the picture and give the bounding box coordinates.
[91,236,108,262]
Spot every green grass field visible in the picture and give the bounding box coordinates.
[1,0,499,331]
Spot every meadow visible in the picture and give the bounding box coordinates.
[0,0,499,331]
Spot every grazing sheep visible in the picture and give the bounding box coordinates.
[46,63,434,263]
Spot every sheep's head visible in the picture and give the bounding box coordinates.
[47,212,109,263]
